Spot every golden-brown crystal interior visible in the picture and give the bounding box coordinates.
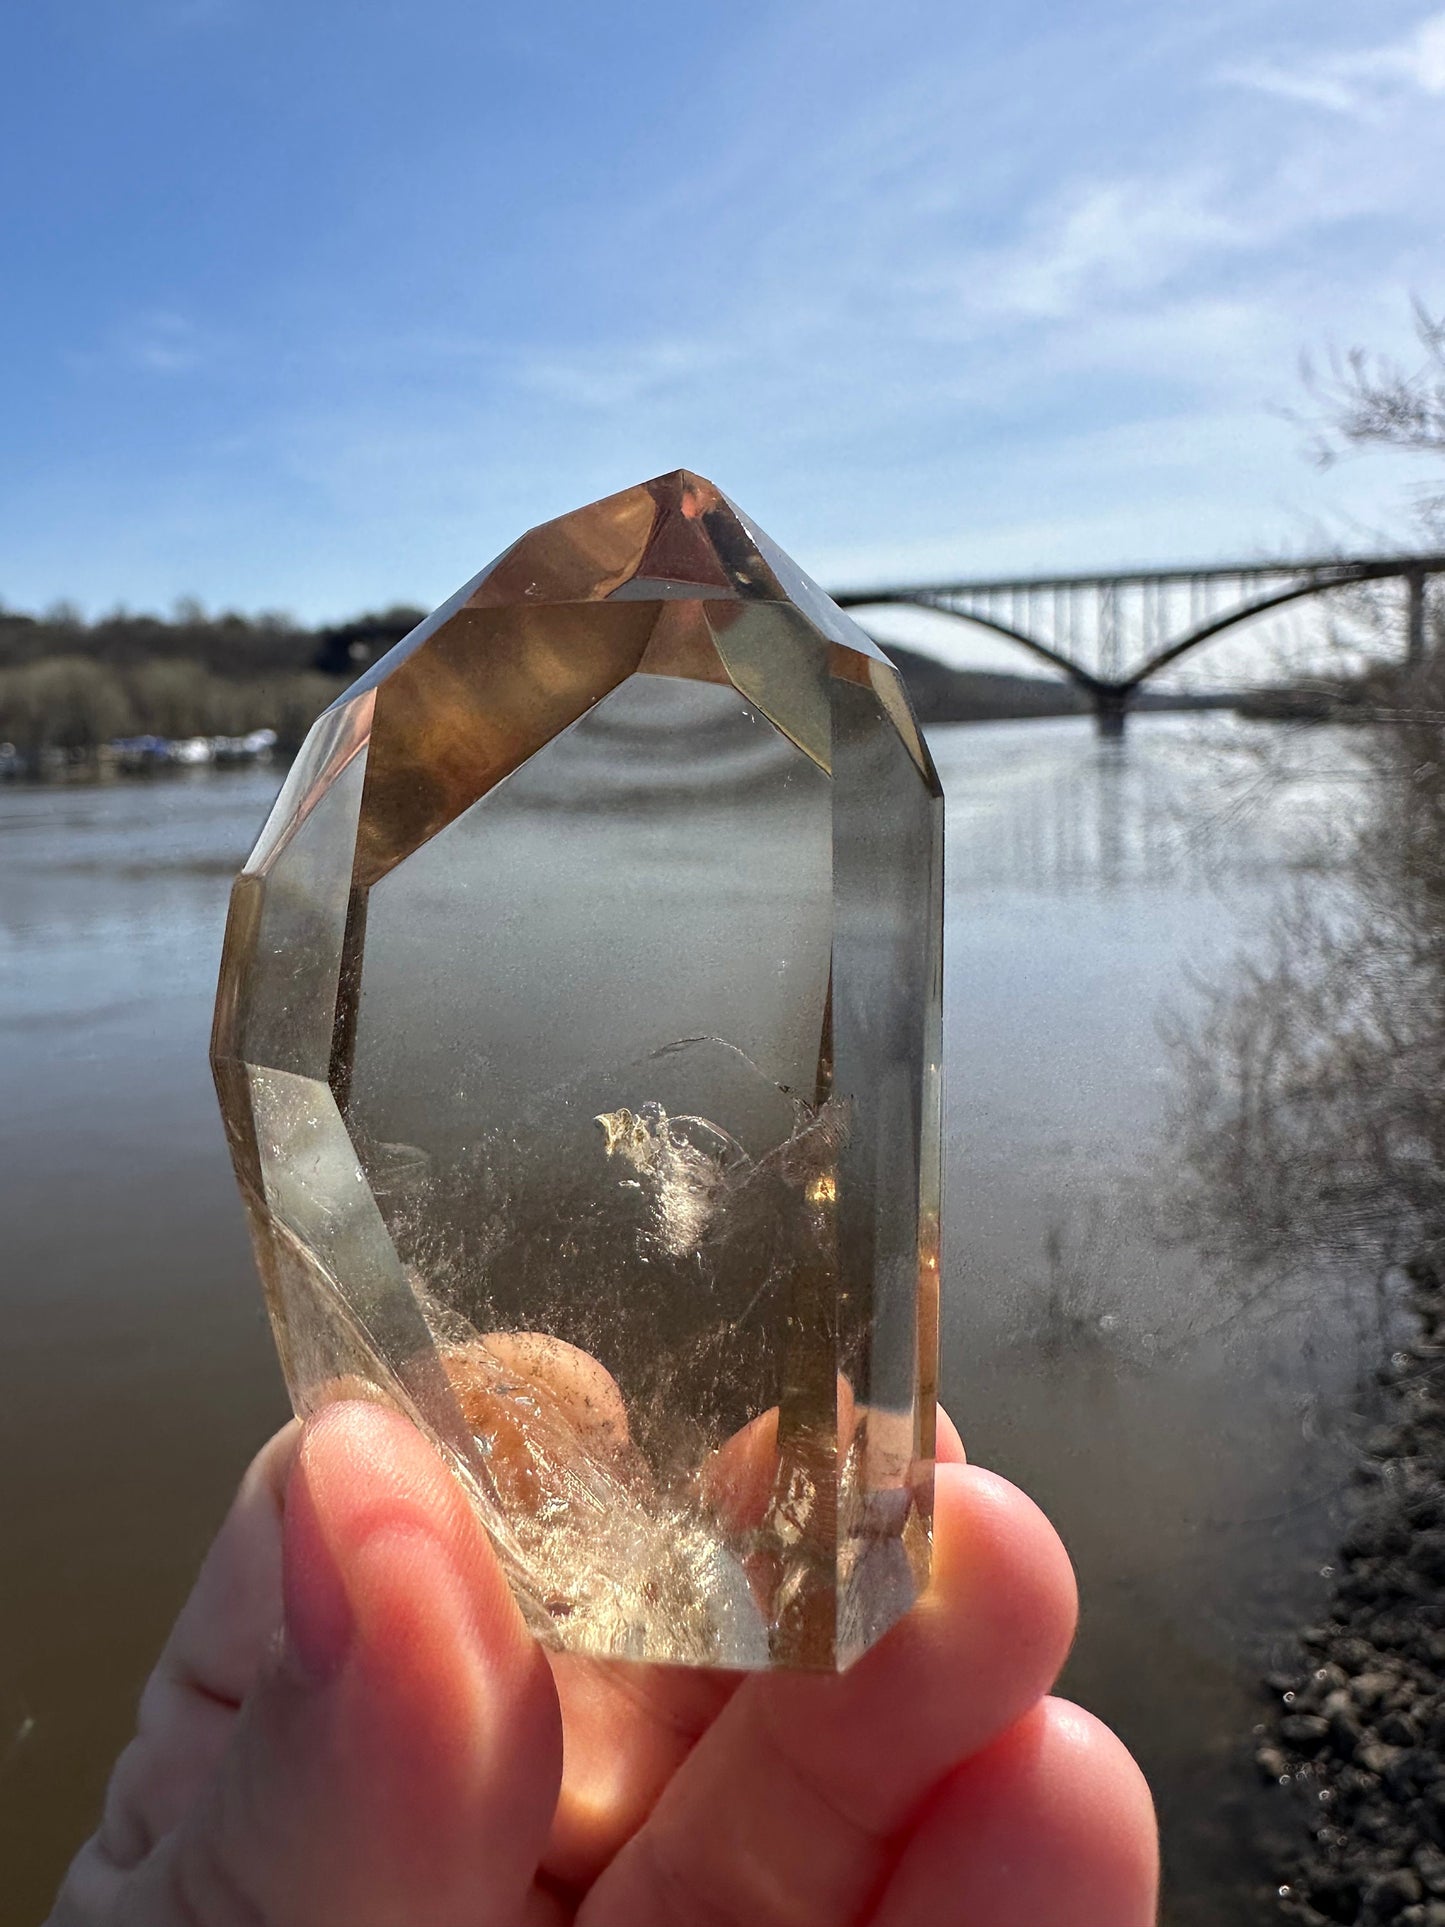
[213,469,942,1670]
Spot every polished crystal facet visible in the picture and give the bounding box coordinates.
[212,471,943,1670]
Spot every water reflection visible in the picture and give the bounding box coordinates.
[946,715,1364,895]
[1143,689,1445,1922]
[0,718,1383,1922]
[934,716,1381,1926]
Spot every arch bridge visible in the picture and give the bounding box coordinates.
[834,553,1445,734]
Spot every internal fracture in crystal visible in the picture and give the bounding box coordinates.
[212,470,943,1670]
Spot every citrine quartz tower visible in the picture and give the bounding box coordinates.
[213,472,942,1670]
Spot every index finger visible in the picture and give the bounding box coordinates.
[541,1403,968,1891]
[575,1460,1077,1927]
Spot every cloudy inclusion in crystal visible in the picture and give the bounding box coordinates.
[212,470,943,1670]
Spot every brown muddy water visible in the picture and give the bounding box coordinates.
[0,715,1383,1924]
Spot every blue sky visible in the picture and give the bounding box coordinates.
[2,0,1443,667]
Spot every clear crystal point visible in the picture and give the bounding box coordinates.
[213,471,943,1670]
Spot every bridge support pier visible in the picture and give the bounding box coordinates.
[1092,685,1133,737]
[1407,567,1427,667]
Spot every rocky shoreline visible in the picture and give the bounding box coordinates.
[1256,1265,1445,1926]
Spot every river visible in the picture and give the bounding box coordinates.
[0,714,1379,1924]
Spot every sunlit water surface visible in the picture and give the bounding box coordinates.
[0,716,1378,1923]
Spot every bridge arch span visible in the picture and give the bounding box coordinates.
[837,553,1444,732]
[842,595,1104,695]
[1132,572,1411,686]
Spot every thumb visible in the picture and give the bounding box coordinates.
[121,1400,562,1927]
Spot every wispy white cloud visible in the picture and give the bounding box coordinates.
[961,175,1247,324]
[515,336,736,412]
[1222,8,1445,118]
[79,310,216,376]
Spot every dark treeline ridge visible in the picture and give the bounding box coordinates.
[0,596,1239,770]
[0,601,426,761]
[0,600,427,677]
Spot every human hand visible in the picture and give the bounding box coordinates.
[49,1400,1158,1926]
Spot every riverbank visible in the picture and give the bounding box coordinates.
[1257,1263,1445,1927]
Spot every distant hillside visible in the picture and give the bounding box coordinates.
[0,602,426,678]
[881,642,1235,723]
[0,601,1237,767]
[882,645,1087,722]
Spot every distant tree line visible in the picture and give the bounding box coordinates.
[0,601,424,763]
[0,593,1243,769]
[0,599,426,677]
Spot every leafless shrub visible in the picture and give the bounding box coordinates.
[1302,299,1445,529]
[1163,652,1445,1285]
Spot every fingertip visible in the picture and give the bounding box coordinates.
[281,1401,440,1685]
[286,1398,546,1697]
[929,1463,1078,1693]
[935,1406,966,1464]
[1033,1698,1160,1900]
[120,1402,562,1927]
[293,1397,437,1515]
[223,1399,564,1920]
[696,1459,1081,1866]
[246,1413,304,1505]
[289,1397,480,1594]
[281,1422,355,1684]
[875,1698,1159,1927]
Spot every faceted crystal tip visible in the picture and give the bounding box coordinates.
[213,473,943,1670]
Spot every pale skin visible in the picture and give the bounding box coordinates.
[49,1401,1159,1927]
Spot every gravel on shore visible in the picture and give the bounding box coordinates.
[1256,1265,1445,1927]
